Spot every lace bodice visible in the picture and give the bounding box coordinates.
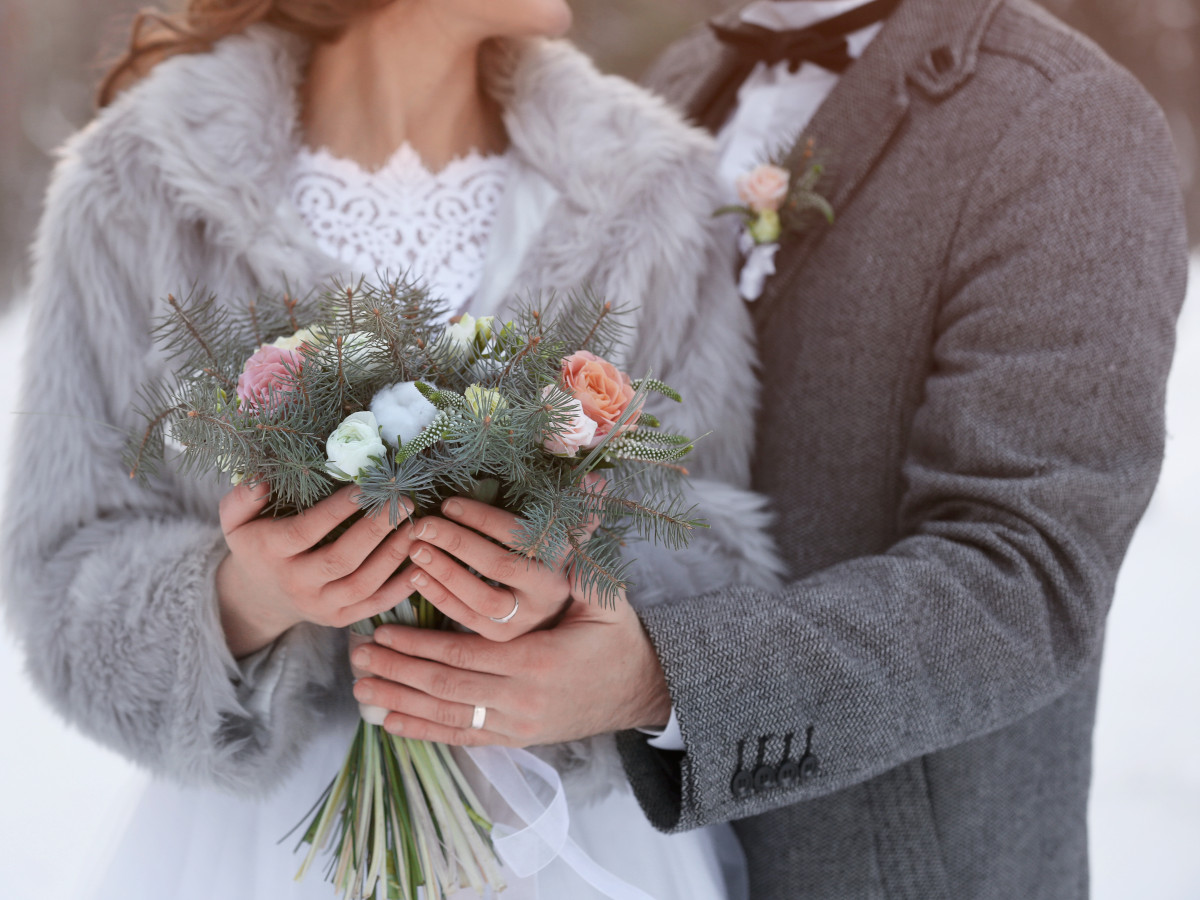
[288,143,511,314]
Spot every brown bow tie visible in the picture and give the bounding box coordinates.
[696,0,902,134]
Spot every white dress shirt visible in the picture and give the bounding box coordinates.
[644,0,883,752]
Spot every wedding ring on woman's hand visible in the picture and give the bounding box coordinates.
[489,592,519,624]
[471,705,487,730]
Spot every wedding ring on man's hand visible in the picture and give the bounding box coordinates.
[471,705,487,730]
[489,592,519,624]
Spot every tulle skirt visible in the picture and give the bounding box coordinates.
[89,719,745,900]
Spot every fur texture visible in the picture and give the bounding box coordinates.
[2,27,783,800]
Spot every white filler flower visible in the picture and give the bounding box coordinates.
[370,381,440,447]
[326,411,387,482]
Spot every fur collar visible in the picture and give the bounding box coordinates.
[81,26,717,294]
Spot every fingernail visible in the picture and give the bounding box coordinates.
[359,704,388,727]
[354,682,375,703]
[417,521,437,540]
[352,647,371,667]
[373,628,391,647]
[385,719,403,735]
[443,499,463,517]
[411,570,427,587]
[413,547,432,565]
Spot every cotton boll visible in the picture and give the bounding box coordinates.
[370,382,440,447]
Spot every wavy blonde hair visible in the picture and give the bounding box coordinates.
[98,0,393,107]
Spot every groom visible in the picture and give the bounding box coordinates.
[361,0,1189,896]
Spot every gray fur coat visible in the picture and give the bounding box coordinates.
[2,27,782,802]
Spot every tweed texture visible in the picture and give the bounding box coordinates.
[621,0,1189,897]
[1,30,784,800]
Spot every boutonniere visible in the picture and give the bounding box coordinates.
[716,139,834,301]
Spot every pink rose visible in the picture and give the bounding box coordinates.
[736,164,790,214]
[542,387,599,457]
[237,343,302,413]
[560,350,640,447]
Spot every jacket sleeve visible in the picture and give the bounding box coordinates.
[617,67,1190,830]
[1,129,348,795]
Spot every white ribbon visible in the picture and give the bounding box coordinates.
[737,231,781,302]
[464,746,660,900]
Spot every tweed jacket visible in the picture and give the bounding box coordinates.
[618,0,1189,897]
[1,29,784,801]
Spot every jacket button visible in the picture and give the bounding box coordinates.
[731,770,754,798]
[799,754,820,782]
[752,765,777,792]
[776,760,801,788]
[929,45,955,75]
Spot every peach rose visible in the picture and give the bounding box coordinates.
[237,343,302,413]
[560,350,640,447]
[736,163,790,214]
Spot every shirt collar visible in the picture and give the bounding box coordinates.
[740,0,880,31]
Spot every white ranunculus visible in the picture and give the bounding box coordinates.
[440,314,477,358]
[370,381,440,448]
[439,312,494,360]
[272,326,322,352]
[326,411,387,482]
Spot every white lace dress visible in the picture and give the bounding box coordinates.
[89,144,744,900]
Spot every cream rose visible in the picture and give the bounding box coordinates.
[542,386,599,456]
[326,411,387,482]
[737,163,790,214]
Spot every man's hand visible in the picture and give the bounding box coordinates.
[350,595,673,746]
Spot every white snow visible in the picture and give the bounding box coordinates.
[0,261,1197,898]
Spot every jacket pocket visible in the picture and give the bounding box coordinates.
[864,757,951,900]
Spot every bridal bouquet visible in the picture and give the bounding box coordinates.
[127,279,699,900]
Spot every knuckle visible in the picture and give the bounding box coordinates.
[441,529,463,555]
[434,704,460,728]
[429,671,456,699]
[492,556,518,583]
[282,516,308,549]
[321,550,349,580]
[443,642,474,671]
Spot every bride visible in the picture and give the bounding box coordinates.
[3,1,782,897]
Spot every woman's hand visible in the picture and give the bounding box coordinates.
[402,496,596,641]
[216,482,417,657]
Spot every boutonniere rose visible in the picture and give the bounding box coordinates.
[716,139,835,301]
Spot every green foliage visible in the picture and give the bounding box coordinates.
[128,277,701,607]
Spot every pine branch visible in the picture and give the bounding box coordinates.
[165,293,237,391]
[577,300,612,353]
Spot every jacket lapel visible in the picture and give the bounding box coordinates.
[703,0,1007,323]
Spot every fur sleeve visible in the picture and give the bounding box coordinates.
[1,120,348,795]
[619,142,787,608]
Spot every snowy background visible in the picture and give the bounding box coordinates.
[0,262,1197,897]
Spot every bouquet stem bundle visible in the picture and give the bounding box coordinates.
[294,603,504,900]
